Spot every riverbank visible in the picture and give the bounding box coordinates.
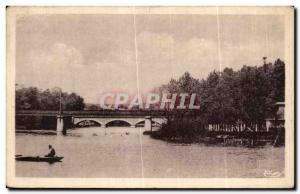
[16,129,57,135]
[148,130,284,147]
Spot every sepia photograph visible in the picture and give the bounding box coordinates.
[6,6,294,188]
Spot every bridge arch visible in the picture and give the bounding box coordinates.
[134,120,145,127]
[134,118,167,126]
[75,119,102,127]
[152,120,163,127]
[105,119,132,127]
[133,120,163,127]
[73,118,104,127]
[151,118,168,125]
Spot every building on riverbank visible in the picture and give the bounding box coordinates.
[266,102,285,132]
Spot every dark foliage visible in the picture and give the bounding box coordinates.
[154,58,285,140]
[15,86,85,111]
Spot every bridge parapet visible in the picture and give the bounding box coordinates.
[16,110,169,117]
[15,110,168,134]
[72,116,166,129]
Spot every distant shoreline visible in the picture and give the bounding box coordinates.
[16,129,56,135]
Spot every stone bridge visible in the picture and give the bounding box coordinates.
[16,110,168,134]
[59,114,167,134]
[73,116,167,128]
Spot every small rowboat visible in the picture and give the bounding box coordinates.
[15,155,63,163]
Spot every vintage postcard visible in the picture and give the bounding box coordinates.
[6,6,294,188]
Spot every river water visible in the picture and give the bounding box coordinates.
[16,127,284,178]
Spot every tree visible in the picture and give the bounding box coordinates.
[272,59,285,102]
[153,58,285,139]
[16,87,41,110]
[64,93,85,111]
[15,86,85,111]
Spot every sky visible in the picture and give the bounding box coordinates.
[16,14,284,103]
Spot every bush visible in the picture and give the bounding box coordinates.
[152,115,205,143]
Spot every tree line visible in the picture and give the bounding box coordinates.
[151,58,285,141]
[15,86,85,111]
[157,58,284,125]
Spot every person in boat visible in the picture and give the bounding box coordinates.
[45,145,56,157]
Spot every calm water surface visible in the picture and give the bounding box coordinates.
[16,127,284,178]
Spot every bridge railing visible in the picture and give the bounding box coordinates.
[15,109,171,117]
